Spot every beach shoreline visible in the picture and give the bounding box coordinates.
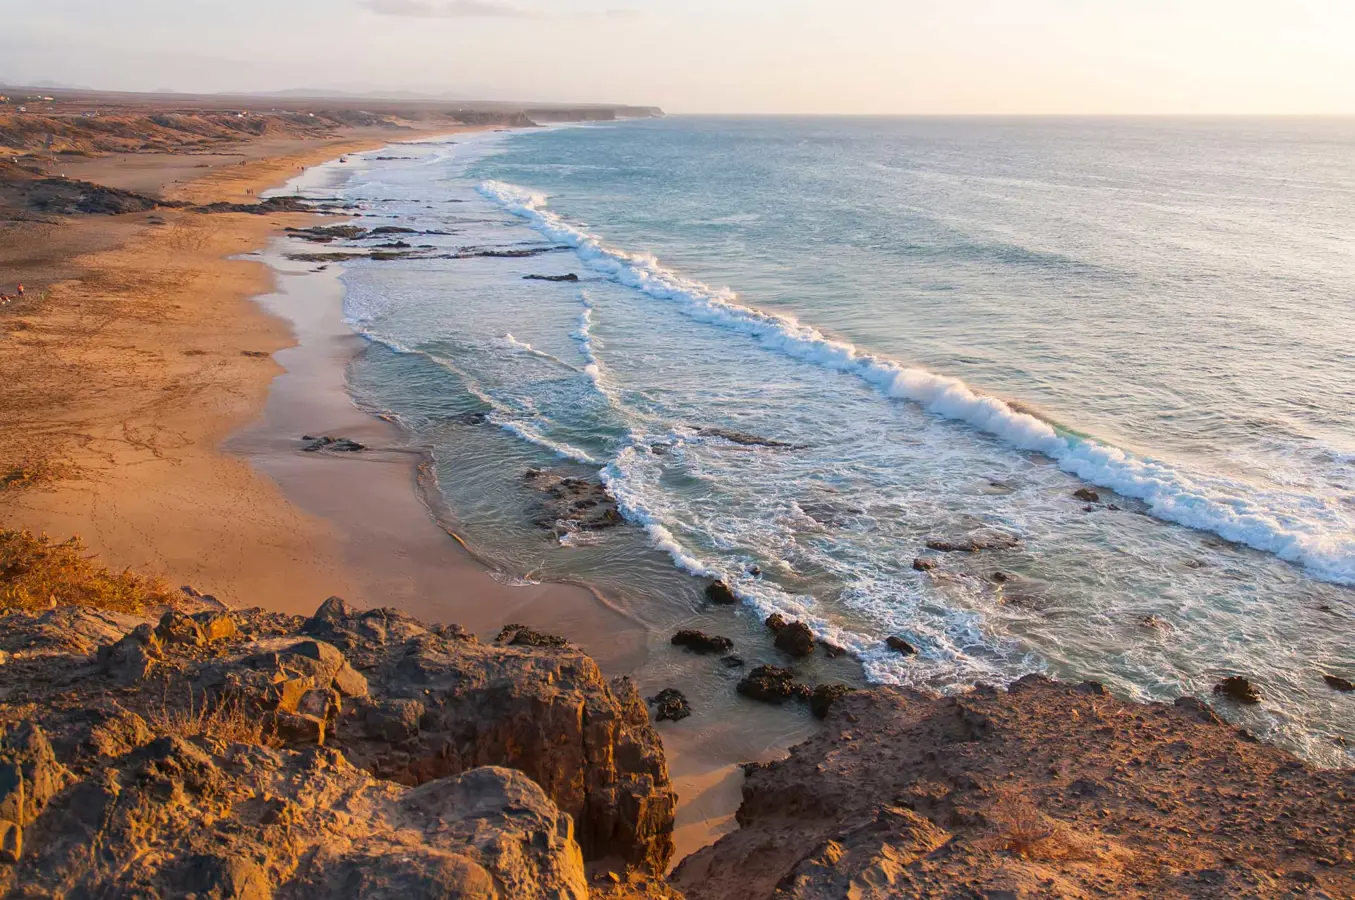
[1,127,769,860]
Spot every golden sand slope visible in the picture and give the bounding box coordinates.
[0,136,427,611]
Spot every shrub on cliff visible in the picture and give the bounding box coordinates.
[0,529,179,613]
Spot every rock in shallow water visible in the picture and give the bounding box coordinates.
[649,689,692,722]
[924,529,1020,553]
[774,621,816,659]
[1323,674,1354,692]
[705,580,738,605]
[1214,675,1262,705]
[300,435,365,453]
[737,665,812,705]
[671,630,734,654]
[886,636,917,655]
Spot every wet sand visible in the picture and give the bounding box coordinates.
[1,132,819,861]
[232,232,810,863]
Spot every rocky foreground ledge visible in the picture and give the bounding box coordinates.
[0,598,675,899]
[1,598,1352,898]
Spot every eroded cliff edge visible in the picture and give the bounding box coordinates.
[0,598,676,899]
[2,594,1352,898]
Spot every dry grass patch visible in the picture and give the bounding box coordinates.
[0,457,70,491]
[148,687,277,749]
[0,529,179,613]
[979,792,1100,862]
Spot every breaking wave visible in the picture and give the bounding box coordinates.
[478,179,1355,586]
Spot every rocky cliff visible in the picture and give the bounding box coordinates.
[3,595,1352,898]
[673,677,1355,899]
[0,598,675,898]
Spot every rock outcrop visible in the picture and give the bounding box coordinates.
[525,468,625,534]
[673,676,1355,899]
[0,598,677,897]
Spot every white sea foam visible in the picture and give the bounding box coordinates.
[571,292,608,395]
[496,419,601,465]
[479,179,1355,586]
[501,333,579,371]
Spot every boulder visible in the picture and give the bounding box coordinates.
[1214,676,1262,705]
[98,624,163,684]
[886,636,917,655]
[155,610,207,648]
[810,684,855,719]
[912,557,937,572]
[774,621,816,659]
[191,611,238,643]
[1323,674,1354,692]
[1073,487,1102,503]
[705,580,738,605]
[671,630,734,654]
[649,689,692,722]
[737,666,811,705]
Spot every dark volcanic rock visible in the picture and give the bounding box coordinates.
[737,665,811,705]
[774,621,816,659]
[1214,675,1262,705]
[705,580,738,605]
[300,435,365,453]
[912,557,937,572]
[810,683,855,719]
[671,630,734,655]
[1074,487,1102,503]
[696,427,800,449]
[886,636,917,655]
[23,177,175,215]
[285,224,367,242]
[523,468,624,534]
[649,689,692,722]
[523,273,580,282]
[1323,674,1354,692]
[925,530,1020,553]
[197,196,312,214]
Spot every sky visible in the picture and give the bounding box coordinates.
[2,0,1355,114]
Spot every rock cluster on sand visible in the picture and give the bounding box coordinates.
[0,598,675,897]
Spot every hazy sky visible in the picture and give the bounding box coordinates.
[2,0,1354,114]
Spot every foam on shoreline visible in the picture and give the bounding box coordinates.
[478,179,1355,587]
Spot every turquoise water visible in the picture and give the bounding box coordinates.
[281,117,1355,766]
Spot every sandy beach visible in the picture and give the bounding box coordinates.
[0,121,759,860]
[1,127,603,617]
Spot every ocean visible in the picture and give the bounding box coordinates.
[279,116,1355,766]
